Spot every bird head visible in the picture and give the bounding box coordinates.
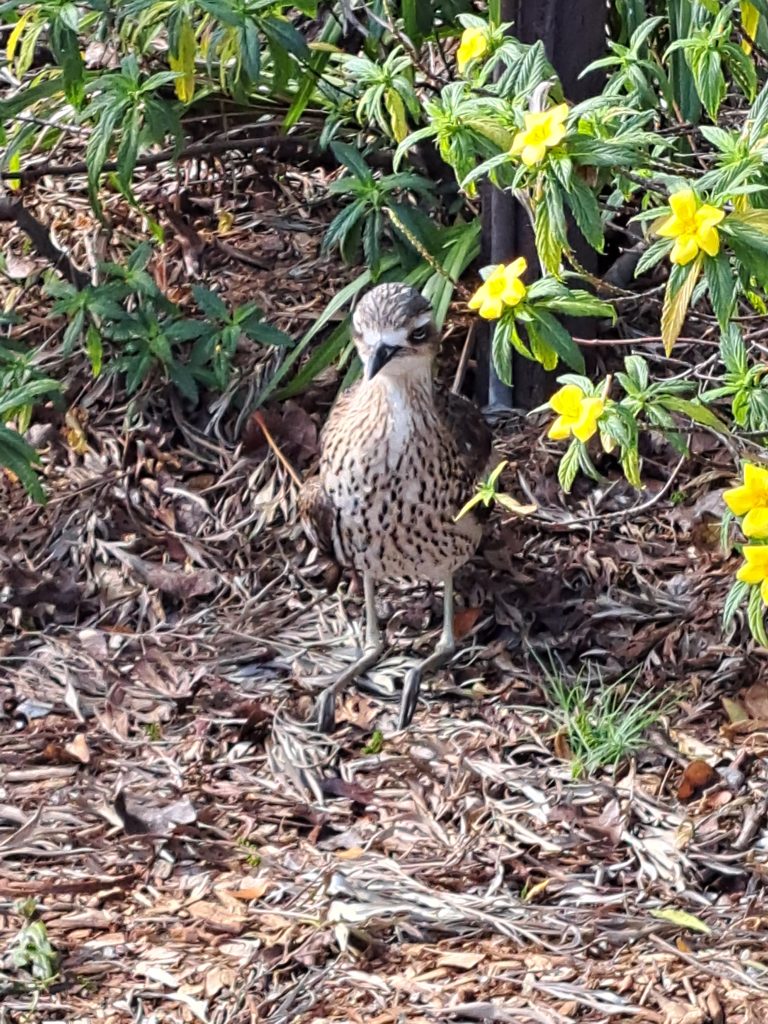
[352,283,438,382]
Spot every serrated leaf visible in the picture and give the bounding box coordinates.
[557,439,581,493]
[657,396,729,432]
[565,173,604,252]
[723,578,749,630]
[661,257,702,356]
[169,14,196,103]
[705,251,736,331]
[748,583,768,646]
[527,309,585,373]
[491,320,513,386]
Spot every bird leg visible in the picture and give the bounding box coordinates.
[315,572,384,732]
[398,576,456,729]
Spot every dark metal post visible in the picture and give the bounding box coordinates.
[478,0,606,412]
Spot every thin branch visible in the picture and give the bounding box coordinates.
[0,133,320,183]
[0,199,89,288]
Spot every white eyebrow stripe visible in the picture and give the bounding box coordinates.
[411,312,432,329]
[362,327,409,349]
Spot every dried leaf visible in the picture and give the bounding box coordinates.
[678,759,718,801]
[743,682,768,720]
[661,257,701,355]
[722,697,749,723]
[64,733,91,764]
[187,900,246,934]
[227,879,270,900]
[436,951,485,969]
[336,846,365,860]
[453,607,482,639]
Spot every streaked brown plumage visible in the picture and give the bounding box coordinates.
[300,282,491,730]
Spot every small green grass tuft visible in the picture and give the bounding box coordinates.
[8,899,59,988]
[540,658,672,778]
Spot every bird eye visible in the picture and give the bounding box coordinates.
[411,327,428,344]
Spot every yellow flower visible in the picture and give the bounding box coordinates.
[737,545,768,603]
[724,463,768,537]
[510,103,569,167]
[457,27,488,73]
[468,258,528,320]
[547,384,604,443]
[742,1,760,54]
[656,189,725,266]
[724,463,768,516]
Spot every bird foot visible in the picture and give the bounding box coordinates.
[398,641,456,730]
[315,641,385,733]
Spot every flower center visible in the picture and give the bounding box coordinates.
[526,124,550,145]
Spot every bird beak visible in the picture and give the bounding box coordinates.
[367,342,401,380]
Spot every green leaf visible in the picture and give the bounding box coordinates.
[690,47,725,120]
[723,578,749,631]
[527,309,585,373]
[538,289,616,321]
[658,396,729,432]
[635,238,673,278]
[86,325,103,377]
[491,320,513,386]
[331,142,373,183]
[0,423,44,503]
[536,183,568,275]
[192,286,230,321]
[263,15,310,61]
[557,439,581,493]
[722,210,768,255]
[720,323,747,376]
[565,173,604,252]
[747,583,768,646]
[245,321,293,347]
[704,251,736,331]
[0,378,59,418]
[624,354,649,392]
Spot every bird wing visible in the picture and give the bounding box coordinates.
[434,385,492,480]
[297,381,361,559]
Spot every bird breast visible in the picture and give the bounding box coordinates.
[320,377,481,580]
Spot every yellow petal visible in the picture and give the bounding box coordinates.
[544,121,567,149]
[572,397,604,442]
[547,415,572,440]
[743,507,768,538]
[522,109,549,131]
[725,484,757,517]
[549,103,570,126]
[656,212,680,239]
[510,132,526,156]
[549,383,584,418]
[745,463,768,494]
[507,256,527,278]
[737,545,768,584]
[671,235,699,266]
[696,224,720,257]
[500,276,527,307]
[669,190,698,222]
[468,284,487,310]
[457,28,488,72]
[697,204,725,228]
[725,464,768,515]
[522,142,547,166]
[479,295,503,319]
